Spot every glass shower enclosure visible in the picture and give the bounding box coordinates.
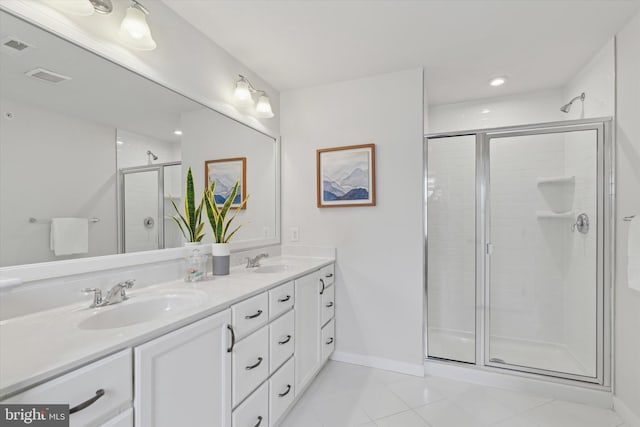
[118,162,183,253]
[425,118,612,385]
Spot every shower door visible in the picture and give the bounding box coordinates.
[425,118,612,385]
[484,122,608,383]
[119,162,182,253]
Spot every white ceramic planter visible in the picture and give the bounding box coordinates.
[211,243,231,275]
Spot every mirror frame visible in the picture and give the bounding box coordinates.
[0,8,281,283]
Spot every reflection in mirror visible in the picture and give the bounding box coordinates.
[0,10,278,268]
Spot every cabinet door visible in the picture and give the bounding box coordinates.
[294,271,321,393]
[99,409,133,427]
[134,310,231,427]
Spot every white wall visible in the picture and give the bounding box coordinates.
[428,89,564,133]
[181,109,277,244]
[116,129,180,169]
[0,0,279,138]
[0,98,117,266]
[614,11,640,421]
[281,69,425,374]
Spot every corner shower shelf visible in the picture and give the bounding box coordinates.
[536,175,575,185]
[536,211,575,219]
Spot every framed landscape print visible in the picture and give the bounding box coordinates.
[316,144,376,208]
[205,157,247,209]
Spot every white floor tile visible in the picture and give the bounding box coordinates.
[484,387,553,413]
[519,400,624,427]
[449,387,515,425]
[312,390,372,427]
[490,414,539,427]
[388,377,447,408]
[415,400,484,427]
[357,386,411,420]
[374,409,432,427]
[422,375,478,399]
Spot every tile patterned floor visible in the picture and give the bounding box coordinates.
[279,361,626,427]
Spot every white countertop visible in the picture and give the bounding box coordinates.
[0,256,333,399]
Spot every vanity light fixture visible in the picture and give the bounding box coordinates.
[47,0,113,16]
[233,75,274,118]
[119,0,157,51]
[489,76,507,87]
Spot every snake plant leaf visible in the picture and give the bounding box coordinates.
[186,167,196,234]
[223,224,243,243]
[171,215,188,241]
[168,166,206,243]
[222,194,249,239]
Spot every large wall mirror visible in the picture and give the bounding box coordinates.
[0,10,279,269]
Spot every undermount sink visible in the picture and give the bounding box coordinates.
[252,264,290,274]
[78,292,204,330]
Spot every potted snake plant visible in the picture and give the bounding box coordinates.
[204,180,249,275]
[170,167,206,254]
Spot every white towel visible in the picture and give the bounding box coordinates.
[50,218,89,256]
[629,216,640,292]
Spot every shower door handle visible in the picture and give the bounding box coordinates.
[486,243,493,255]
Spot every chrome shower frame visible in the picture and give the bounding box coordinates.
[423,117,614,388]
[117,161,181,253]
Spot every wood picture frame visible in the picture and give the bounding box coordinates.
[205,157,247,209]
[316,144,376,208]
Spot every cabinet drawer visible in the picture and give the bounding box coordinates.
[269,357,295,427]
[99,408,133,427]
[232,292,269,339]
[5,349,132,427]
[232,326,269,407]
[320,264,334,287]
[321,284,335,326]
[268,282,294,320]
[269,310,294,373]
[232,381,268,427]
[321,319,335,362]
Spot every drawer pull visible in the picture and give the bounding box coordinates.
[278,295,291,303]
[326,337,334,345]
[319,278,326,295]
[245,357,264,370]
[227,325,236,353]
[325,273,334,278]
[278,384,292,397]
[278,334,292,345]
[325,302,334,308]
[253,416,263,427]
[245,309,263,320]
[69,389,105,414]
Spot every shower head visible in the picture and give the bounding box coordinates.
[146,150,158,160]
[560,92,586,113]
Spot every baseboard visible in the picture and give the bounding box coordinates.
[330,351,424,377]
[613,396,640,427]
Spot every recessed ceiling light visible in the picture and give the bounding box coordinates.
[174,130,183,136]
[116,140,124,145]
[489,76,507,87]
[481,108,491,114]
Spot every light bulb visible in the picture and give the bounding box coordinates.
[255,93,274,118]
[48,0,95,16]
[489,76,507,87]
[121,4,150,39]
[234,79,252,102]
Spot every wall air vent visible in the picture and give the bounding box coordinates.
[25,68,71,84]
[1,36,33,55]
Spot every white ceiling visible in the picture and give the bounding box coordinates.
[162,0,639,105]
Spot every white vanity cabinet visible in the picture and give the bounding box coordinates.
[134,309,231,427]
[294,264,335,396]
[3,349,132,427]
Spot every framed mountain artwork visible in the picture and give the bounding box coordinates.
[205,157,247,209]
[316,144,376,208]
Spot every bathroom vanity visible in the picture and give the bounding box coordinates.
[0,257,336,427]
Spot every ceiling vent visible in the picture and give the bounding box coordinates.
[1,36,33,55]
[25,68,72,84]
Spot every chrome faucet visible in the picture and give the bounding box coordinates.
[246,253,269,268]
[82,279,135,308]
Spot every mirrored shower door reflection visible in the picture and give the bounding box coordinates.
[485,123,606,383]
[119,162,182,253]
